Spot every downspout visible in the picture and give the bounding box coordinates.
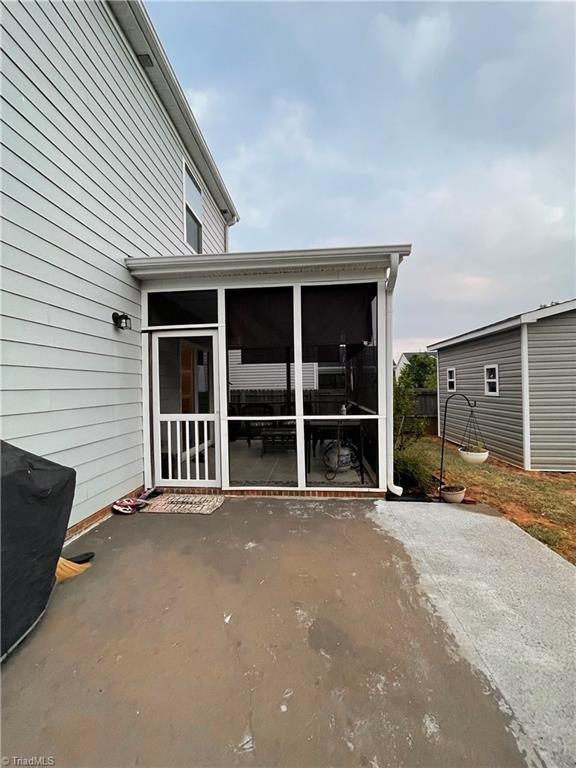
[386,253,403,496]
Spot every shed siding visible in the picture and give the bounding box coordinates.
[437,329,524,467]
[0,0,226,526]
[527,310,576,471]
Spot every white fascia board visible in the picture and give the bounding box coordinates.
[429,298,576,351]
[428,318,522,350]
[520,298,576,324]
[108,0,239,224]
[125,244,411,281]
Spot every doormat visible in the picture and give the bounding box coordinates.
[143,494,225,515]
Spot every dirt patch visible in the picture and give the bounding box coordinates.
[417,437,576,563]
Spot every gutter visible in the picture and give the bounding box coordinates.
[125,245,412,281]
[386,253,403,496]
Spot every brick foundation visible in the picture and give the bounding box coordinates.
[65,485,144,540]
[158,487,387,499]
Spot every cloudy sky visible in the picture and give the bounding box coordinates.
[146,1,575,356]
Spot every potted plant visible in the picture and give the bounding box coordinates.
[458,441,489,465]
[440,484,466,503]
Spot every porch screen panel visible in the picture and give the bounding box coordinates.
[227,422,298,487]
[304,418,379,488]
[226,286,297,487]
[148,290,217,326]
[226,287,295,417]
[301,283,378,416]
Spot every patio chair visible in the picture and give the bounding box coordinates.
[241,403,275,447]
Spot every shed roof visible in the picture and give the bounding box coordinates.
[428,298,576,351]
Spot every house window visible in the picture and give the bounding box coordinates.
[447,367,456,391]
[184,166,202,253]
[484,364,499,396]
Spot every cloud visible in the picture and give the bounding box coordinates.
[177,2,573,344]
[374,11,453,81]
[222,98,367,231]
[225,98,573,334]
[184,88,219,123]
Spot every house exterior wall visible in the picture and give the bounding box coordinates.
[395,354,410,379]
[527,309,576,471]
[227,351,318,390]
[437,329,524,467]
[0,0,227,525]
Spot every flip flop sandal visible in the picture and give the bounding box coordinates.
[116,497,148,509]
[112,503,136,515]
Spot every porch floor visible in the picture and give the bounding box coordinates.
[228,439,376,487]
[2,498,571,767]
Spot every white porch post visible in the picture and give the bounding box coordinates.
[142,331,152,489]
[294,284,306,488]
[385,254,403,495]
[217,287,230,488]
[377,280,388,490]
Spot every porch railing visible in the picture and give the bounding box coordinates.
[158,414,218,485]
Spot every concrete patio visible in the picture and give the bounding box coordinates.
[2,498,574,768]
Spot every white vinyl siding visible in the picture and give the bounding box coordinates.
[0,0,227,525]
[527,310,576,471]
[227,350,318,390]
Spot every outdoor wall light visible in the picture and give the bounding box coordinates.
[112,312,132,330]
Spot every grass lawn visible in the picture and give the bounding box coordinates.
[407,437,576,564]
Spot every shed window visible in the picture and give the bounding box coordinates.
[447,368,456,391]
[484,364,499,396]
[184,167,202,253]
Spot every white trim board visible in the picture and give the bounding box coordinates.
[428,298,576,351]
[126,244,411,282]
[520,323,531,470]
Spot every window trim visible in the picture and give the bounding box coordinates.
[183,162,203,253]
[484,364,499,396]
[446,367,456,392]
[185,205,202,254]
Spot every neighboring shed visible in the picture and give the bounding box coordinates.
[429,300,576,472]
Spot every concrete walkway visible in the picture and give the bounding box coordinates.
[370,501,576,768]
[1,498,573,767]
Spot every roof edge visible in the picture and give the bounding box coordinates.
[107,0,239,225]
[125,244,411,280]
[428,318,522,350]
[428,297,576,351]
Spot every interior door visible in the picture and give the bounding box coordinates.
[152,330,220,487]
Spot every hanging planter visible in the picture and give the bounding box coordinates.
[440,484,466,503]
[458,443,489,465]
[438,393,488,502]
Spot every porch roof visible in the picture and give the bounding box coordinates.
[125,244,411,282]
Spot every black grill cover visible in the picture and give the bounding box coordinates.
[1,441,76,659]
